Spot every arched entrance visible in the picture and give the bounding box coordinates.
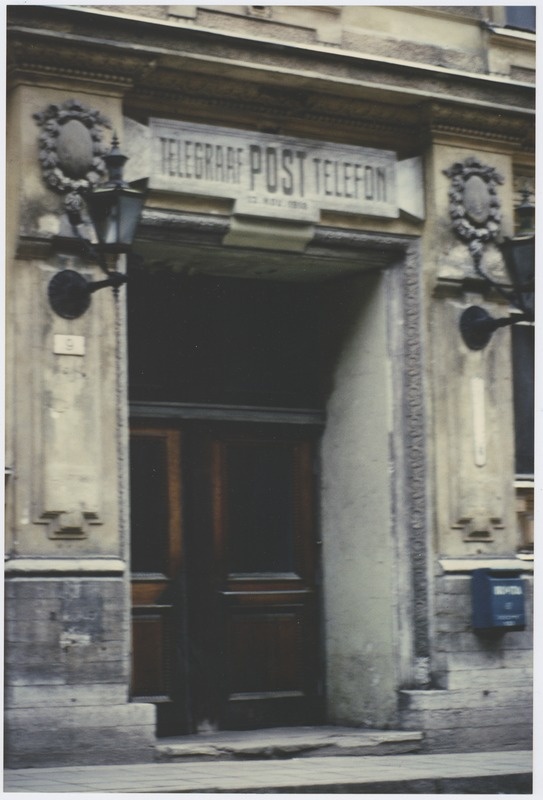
[126,225,426,736]
[128,272,325,734]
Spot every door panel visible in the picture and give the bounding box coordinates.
[131,606,174,698]
[129,428,190,733]
[130,420,322,733]
[208,425,321,729]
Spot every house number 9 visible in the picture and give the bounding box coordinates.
[53,334,85,356]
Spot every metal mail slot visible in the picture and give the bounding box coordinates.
[471,569,526,632]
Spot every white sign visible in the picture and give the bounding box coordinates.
[53,335,85,356]
[149,119,398,223]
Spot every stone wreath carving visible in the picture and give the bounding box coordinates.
[444,157,503,262]
[34,99,112,218]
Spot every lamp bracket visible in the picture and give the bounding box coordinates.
[48,269,127,320]
[460,305,531,351]
[69,218,111,275]
[52,217,111,274]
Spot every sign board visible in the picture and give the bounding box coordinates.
[53,334,85,356]
[471,569,526,631]
[149,119,398,223]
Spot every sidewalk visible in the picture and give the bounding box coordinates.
[4,750,532,793]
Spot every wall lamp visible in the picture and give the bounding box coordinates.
[48,135,147,320]
[459,192,535,351]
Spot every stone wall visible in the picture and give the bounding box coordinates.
[4,576,156,767]
[400,570,533,753]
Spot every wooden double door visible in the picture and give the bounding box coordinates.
[129,419,323,735]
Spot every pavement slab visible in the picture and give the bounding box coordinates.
[3,750,532,794]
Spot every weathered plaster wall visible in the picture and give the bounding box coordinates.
[321,270,398,727]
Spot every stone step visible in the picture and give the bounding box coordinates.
[155,726,424,762]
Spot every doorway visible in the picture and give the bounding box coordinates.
[128,271,325,735]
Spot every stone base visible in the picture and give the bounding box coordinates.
[399,688,533,754]
[155,726,423,761]
[5,702,156,768]
[5,576,156,767]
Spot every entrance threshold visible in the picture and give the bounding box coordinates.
[155,726,423,761]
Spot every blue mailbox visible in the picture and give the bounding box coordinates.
[471,569,525,632]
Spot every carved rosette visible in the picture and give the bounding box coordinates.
[444,157,503,261]
[34,99,111,216]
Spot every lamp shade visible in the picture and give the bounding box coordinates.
[86,185,146,252]
[499,236,535,290]
[499,235,535,318]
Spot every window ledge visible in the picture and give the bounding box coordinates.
[439,557,533,573]
[484,23,536,44]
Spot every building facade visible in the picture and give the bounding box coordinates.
[6,5,535,767]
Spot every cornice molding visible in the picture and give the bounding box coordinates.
[7,9,534,152]
[7,35,157,93]
[138,209,230,247]
[8,7,534,116]
[426,102,534,150]
[130,74,423,146]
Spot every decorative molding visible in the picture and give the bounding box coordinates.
[41,509,97,540]
[33,265,105,540]
[138,209,230,246]
[312,226,410,254]
[5,558,126,575]
[132,78,534,151]
[132,78,422,146]
[114,261,130,566]
[513,173,535,212]
[130,400,325,426]
[451,516,503,542]
[8,36,155,91]
[8,4,535,118]
[246,6,273,20]
[428,103,534,149]
[434,297,516,552]
[34,99,111,217]
[8,9,534,157]
[443,157,503,260]
[401,240,430,669]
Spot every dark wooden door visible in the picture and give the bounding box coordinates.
[129,427,191,734]
[129,420,322,734]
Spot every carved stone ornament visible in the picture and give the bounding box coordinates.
[443,157,503,260]
[34,99,112,216]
